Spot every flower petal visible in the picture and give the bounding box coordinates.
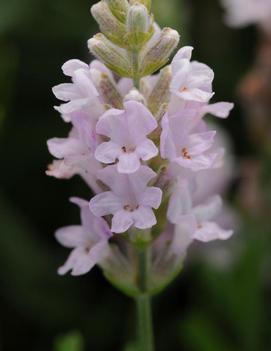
[138,187,162,209]
[71,241,109,276]
[125,101,157,144]
[188,131,216,156]
[118,152,141,174]
[193,195,223,223]
[160,115,177,160]
[132,206,157,229]
[167,179,193,223]
[73,69,99,98]
[56,98,90,114]
[53,84,81,101]
[193,222,233,242]
[201,102,234,119]
[70,197,112,239]
[95,141,122,164]
[89,191,123,217]
[47,137,85,159]
[55,226,85,248]
[111,210,134,233]
[136,139,158,161]
[96,108,127,143]
[117,78,134,96]
[171,46,193,74]
[173,214,197,254]
[46,160,74,179]
[62,59,89,77]
[179,88,214,103]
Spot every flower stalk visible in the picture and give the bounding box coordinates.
[137,294,154,351]
[136,246,154,351]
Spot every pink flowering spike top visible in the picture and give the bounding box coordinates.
[47,0,235,297]
[95,101,158,174]
[89,165,162,233]
[160,113,220,171]
[52,59,104,122]
[170,47,214,104]
[55,197,112,276]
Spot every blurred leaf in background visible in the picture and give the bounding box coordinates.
[54,331,84,351]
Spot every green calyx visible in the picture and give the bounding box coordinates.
[90,0,179,82]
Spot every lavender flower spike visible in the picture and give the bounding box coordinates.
[47,0,235,348]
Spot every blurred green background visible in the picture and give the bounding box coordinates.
[0,0,271,350]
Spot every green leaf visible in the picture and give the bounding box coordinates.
[54,331,84,351]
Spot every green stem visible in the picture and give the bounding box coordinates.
[131,48,140,89]
[136,247,154,351]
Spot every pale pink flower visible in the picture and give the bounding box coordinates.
[170,46,214,104]
[160,113,221,171]
[52,59,105,122]
[95,101,158,173]
[89,165,162,233]
[56,197,112,276]
[175,195,233,243]
[47,113,102,193]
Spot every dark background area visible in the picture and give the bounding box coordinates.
[0,0,270,350]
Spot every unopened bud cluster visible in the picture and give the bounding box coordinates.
[47,0,234,295]
[88,0,179,80]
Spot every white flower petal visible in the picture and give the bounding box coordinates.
[171,46,194,74]
[138,187,162,209]
[136,139,158,161]
[95,141,122,164]
[202,102,234,119]
[193,221,233,242]
[62,59,89,77]
[167,180,193,223]
[125,101,157,144]
[132,206,157,229]
[111,210,134,233]
[118,152,141,174]
[193,196,223,223]
[71,241,109,276]
[55,226,85,248]
[47,137,84,159]
[52,84,81,101]
[89,191,123,217]
[188,131,216,156]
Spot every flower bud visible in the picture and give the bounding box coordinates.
[97,72,124,109]
[130,0,152,12]
[105,0,129,22]
[88,34,132,77]
[126,3,153,47]
[91,1,128,48]
[139,27,180,76]
[148,65,172,116]
[124,88,146,105]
